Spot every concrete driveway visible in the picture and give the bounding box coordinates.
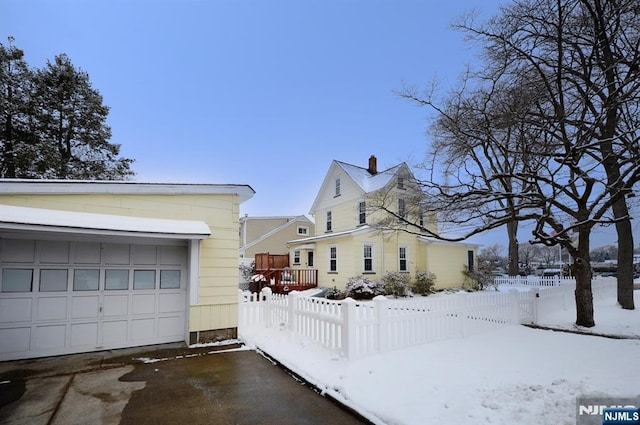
[0,343,370,425]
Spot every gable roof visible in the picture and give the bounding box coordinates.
[309,157,411,214]
[334,160,404,193]
[240,215,313,252]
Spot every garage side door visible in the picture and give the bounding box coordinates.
[0,239,187,361]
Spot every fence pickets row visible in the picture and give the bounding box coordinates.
[238,278,616,359]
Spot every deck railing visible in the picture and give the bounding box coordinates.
[251,268,318,294]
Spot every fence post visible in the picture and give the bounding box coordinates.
[288,291,299,333]
[261,287,272,327]
[458,295,468,337]
[510,290,520,324]
[341,298,357,359]
[374,295,388,354]
[531,287,539,323]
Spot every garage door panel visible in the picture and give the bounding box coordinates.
[40,241,70,264]
[158,293,184,313]
[131,318,155,340]
[36,325,66,349]
[132,294,155,314]
[37,297,68,321]
[103,294,129,317]
[103,320,128,345]
[71,322,99,347]
[0,298,32,322]
[0,327,31,353]
[72,296,100,319]
[158,316,183,337]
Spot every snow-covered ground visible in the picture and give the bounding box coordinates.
[239,287,640,425]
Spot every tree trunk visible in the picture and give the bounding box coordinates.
[572,230,595,327]
[613,202,635,309]
[507,220,519,276]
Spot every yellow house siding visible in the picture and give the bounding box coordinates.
[241,217,289,247]
[0,192,243,334]
[424,242,474,289]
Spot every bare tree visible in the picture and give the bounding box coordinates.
[378,0,640,327]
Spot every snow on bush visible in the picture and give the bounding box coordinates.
[345,276,385,300]
[380,271,411,297]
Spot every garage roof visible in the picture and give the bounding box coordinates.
[0,204,211,240]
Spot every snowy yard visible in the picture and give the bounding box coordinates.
[239,285,640,425]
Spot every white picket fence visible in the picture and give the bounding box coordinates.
[493,275,576,287]
[238,278,616,359]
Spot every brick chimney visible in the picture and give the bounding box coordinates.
[368,155,378,175]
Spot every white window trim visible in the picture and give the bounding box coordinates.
[358,201,366,225]
[399,245,409,272]
[328,245,338,272]
[293,250,301,265]
[363,243,374,273]
[297,226,309,235]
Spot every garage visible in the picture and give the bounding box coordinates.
[0,204,211,361]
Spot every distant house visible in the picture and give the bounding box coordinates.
[0,179,254,361]
[239,215,314,260]
[287,155,478,291]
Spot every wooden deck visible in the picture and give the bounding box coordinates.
[252,253,318,294]
[251,268,318,294]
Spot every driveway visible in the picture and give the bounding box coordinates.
[0,343,370,425]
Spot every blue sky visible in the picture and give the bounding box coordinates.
[4,0,630,248]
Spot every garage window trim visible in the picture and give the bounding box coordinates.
[160,270,181,289]
[105,269,129,290]
[134,270,156,290]
[73,269,100,291]
[1,268,33,292]
[40,269,68,292]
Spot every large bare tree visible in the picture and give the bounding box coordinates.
[378,0,640,327]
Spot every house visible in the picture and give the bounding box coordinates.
[287,155,478,291]
[0,179,254,361]
[239,215,314,259]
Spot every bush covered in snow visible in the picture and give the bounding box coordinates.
[345,276,385,300]
[324,286,344,300]
[410,271,437,295]
[380,271,411,297]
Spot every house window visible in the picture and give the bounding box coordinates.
[363,244,373,272]
[398,198,406,219]
[326,211,332,232]
[399,246,408,272]
[335,178,341,196]
[293,250,301,265]
[329,246,337,272]
[297,226,309,236]
[419,211,425,228]
[308,251,314,267]
[397,176,405,189]
[358,201,366,225]
[468,250,475,272]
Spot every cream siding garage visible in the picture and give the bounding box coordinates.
[0,205,211,361]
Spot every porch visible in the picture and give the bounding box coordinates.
[253,252,318,294]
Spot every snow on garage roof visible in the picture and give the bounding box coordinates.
[0,204,211,239]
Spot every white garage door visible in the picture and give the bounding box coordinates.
[0,238,188,361]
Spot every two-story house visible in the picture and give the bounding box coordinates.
[287,155,478,290]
